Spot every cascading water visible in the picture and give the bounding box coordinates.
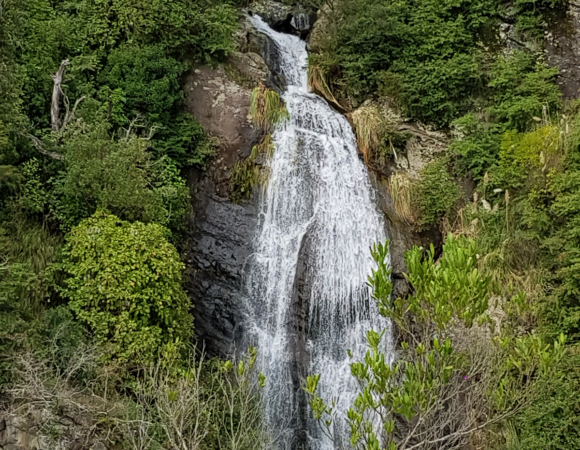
[243,15,391,450]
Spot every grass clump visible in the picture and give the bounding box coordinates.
[387,172,415,224]
[249,84,289,130]
[230,134,275,202]
[350,105,386,163]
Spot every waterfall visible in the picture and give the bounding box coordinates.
[243,15,391,450]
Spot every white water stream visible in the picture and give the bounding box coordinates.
[243,15,391,450]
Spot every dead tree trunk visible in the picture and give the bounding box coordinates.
[51,59,70,132]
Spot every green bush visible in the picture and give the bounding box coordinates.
[61,211,192,364]
[99,44,187,128]
[450,114,502,181]
[412,157,461,230]
[321,0,498,126]
[305,237,566,450]
[515,354,580,450]
[488,52,561,132]
[49,122,189,232]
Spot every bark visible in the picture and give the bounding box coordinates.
[51,60,70,132]
[27,134,64,161]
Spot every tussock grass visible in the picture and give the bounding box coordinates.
[308,64,341,108]
[387,172,415,224]
[350,105,386,163]
[230,134,275,202]
[249,84,288,129]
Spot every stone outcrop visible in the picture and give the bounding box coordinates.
[546,4,580,99]
[183,14,266,358]
[248,1,316,37]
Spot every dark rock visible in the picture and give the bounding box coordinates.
[185,171,260,357]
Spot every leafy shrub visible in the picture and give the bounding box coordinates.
[82,0,238,60]
[412,157,461,230]
[61,211,192,364]
[450,114,502,181]
[318,0,498,126]
[151,113,215,168]
[305,237,566,449]
[99,44,187,128]
[488,52,561,132]
[515,354,580,450]
[50,122,189,231]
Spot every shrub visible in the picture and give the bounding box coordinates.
[412,157,461,230]
[305,237,566,450]
[488,52,561,132]
[61,211,192,364]
[99,44,187,128]
[50,122,189,232]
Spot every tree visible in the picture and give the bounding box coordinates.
[305,235,566,450]
[61,211,192,364]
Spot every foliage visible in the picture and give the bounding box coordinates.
[99,44,186,128]
[151,113,215,168]
[117,346,269,449]
[488,52,561,132]
[230,134,274,202]
[61,211,192,364]
[311,0,499,126]
[513,353,580,450]
[450,114,502,181]
[412,157,461,230]
[305,237,566,450]
[48,122,189,232]
[249,84,289,130]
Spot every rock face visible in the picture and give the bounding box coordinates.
[248,0,316,37]
[546,4,580,99]
[184,14,266,358]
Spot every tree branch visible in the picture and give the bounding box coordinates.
[27,133,64,161]
[51,59,70,132]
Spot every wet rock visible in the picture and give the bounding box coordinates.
[248,1,316,37]
[184,49,262,358]
[249,0,294,31]
[184,178,260,357]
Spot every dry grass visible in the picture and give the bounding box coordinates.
[349,105,386,163]
[387,172,415,224]
[249,84,289,130]
[308,64,341,108]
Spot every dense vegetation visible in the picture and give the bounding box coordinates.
[306,0,580,448]
[2,0,580,448]
[0,0,271,448]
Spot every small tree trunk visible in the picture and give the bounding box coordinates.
[51,59,69,132]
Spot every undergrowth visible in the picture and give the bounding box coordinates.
[230,134,275,203]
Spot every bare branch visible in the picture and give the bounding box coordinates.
[51,59,70,132]
[62,95,87,130]
[27,133,64,161]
